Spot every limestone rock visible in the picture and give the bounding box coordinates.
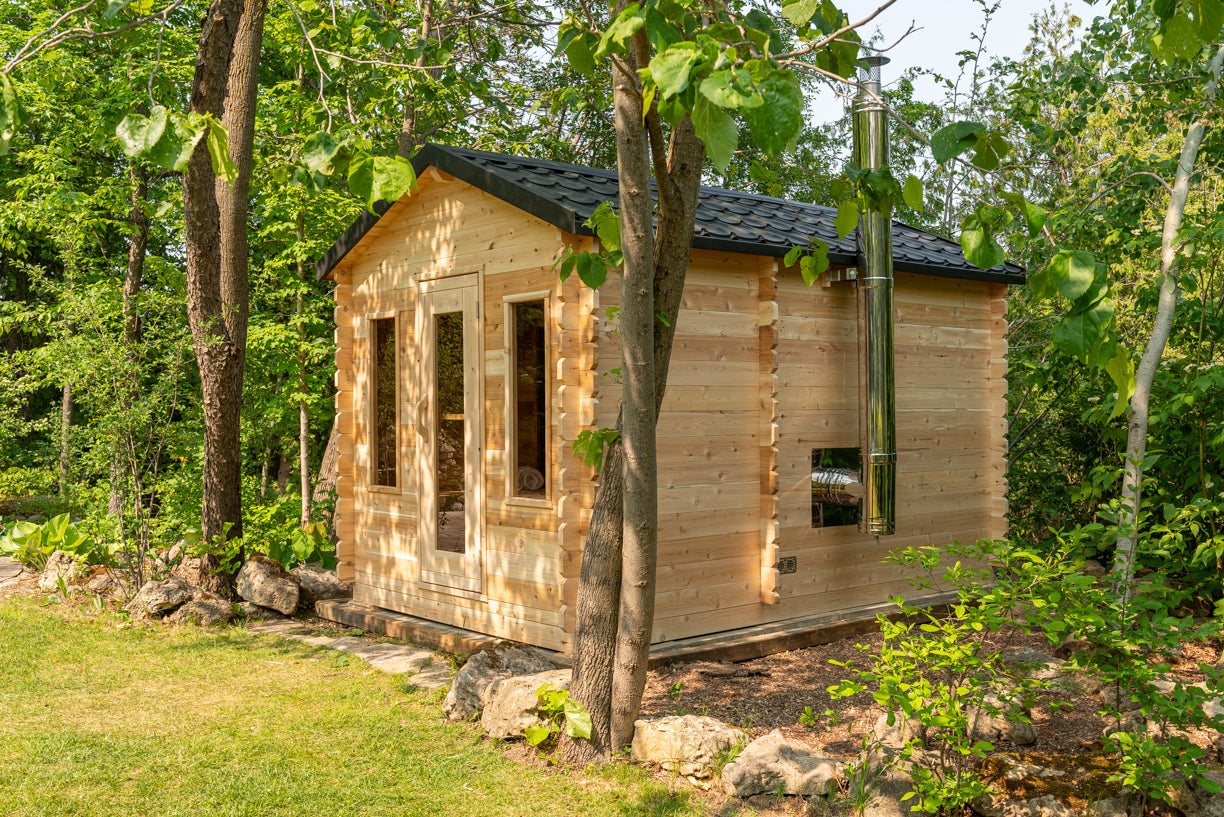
[720,730,844,797]
[1162,770,1224,817]
[39,551,83,592]
[236,554,300,614]
[861,767,924,817]
[1018,795,1076,817]
[630,715,748,778]
[1002,649,1066,681]
[85,567,123,598]
[1098,684,1143,713]
[236,602,281,621]
[169,595,235,627]
[1090,797,1130,817]
[124,576,195,619]
[872,712,927,750]
[967,693,1038,746]
[291,564,353,608]
[442,644,558,722]
[1080,559,1108,578]
[479,668,571,740]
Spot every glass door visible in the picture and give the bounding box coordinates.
[416,277,482,593]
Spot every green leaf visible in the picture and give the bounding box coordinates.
[349,155,418,211]
[116,107,168,158]
[742,71,804,155]
[699,70,763,110]
[564,32,596,75]
[1001,191,1046,238]
[1044,250,1096,301]
[1152,13,1201,62]
[1191,0,1224,41]
[902,175,923,213]
[563,700,593,739]
[969,132,1011,171]
[302,130,346,175]
[784,245,802,266]
[1106,349,1137,418]
[649,42,703,98]
[781,0,821,27]
[834,200,858,240]
[959,206,1012,270]
[1053,298,1115,359]
[524,724,553,746]
[104,0,132,19]
[575,253,607,289]
[798,242,829,286]
[147,114,206,173]
[930,121,985,164]
[692,95,737,173]
[585,202,621,253]
[206,118,239,185]
[595,4,645,60]
[0,74,27,155]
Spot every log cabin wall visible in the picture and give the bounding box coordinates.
[581,259,1007,645]
[333,173,573,651]
[589,249,766,644]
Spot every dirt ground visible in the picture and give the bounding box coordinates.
[633,627,1223,812]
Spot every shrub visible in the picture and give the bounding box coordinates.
[0,513,117,569]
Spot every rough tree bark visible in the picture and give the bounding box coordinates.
[608,32,656,752]
[296,209,312,527]
[109,164,149,519]
[58,382,72,495]
[182,0,265,592]
[1112,45,1224,596]
[566,104,705,760]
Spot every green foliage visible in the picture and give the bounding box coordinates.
[524,683,593,747]
[0,467,57,499]
[572,428,621,473]
[828,540,1085,814]
[266,522,337,571]
[0,513,114,569]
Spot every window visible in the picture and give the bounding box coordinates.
[371,316,397,487]
[508,298,548,498]
[811,447,861,528]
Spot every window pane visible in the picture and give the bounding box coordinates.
[513,301,547,496]
[373,317,396,487]
[436,311,466,553]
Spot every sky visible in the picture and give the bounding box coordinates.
[839,0,1099,102]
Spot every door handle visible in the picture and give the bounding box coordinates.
[414,393,428,438]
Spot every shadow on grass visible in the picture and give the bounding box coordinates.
[617,786,696,817]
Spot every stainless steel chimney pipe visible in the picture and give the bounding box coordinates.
[853,55,897,536]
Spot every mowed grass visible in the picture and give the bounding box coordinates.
[0,599,701,817]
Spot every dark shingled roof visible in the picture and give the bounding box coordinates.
[316,143,1025,284]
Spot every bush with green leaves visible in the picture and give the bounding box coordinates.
[524,683,593,748]
[829,540,1088,814]
[0,467,57,500]
[0,513,117,569]
[1038,531,1224,803]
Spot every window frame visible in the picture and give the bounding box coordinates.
[367,312,401,493]
[503,291,552,506]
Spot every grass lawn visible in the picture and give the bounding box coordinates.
[0,598,705,817]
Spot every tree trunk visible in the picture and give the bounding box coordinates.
[1112,45,1224,596]
[313,422,339,504]
[567,113,705,760]
[397,0,436,158]
[58,382,72,496]
[608,33,657,752]
[296,209,312,526]
[110,164,150,519]
[182,0,264,593]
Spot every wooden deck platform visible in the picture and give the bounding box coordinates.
[316,591,956,667]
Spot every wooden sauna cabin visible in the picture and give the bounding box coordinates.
[314,143,1018,655]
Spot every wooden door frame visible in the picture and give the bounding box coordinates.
[415,272,484,595]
